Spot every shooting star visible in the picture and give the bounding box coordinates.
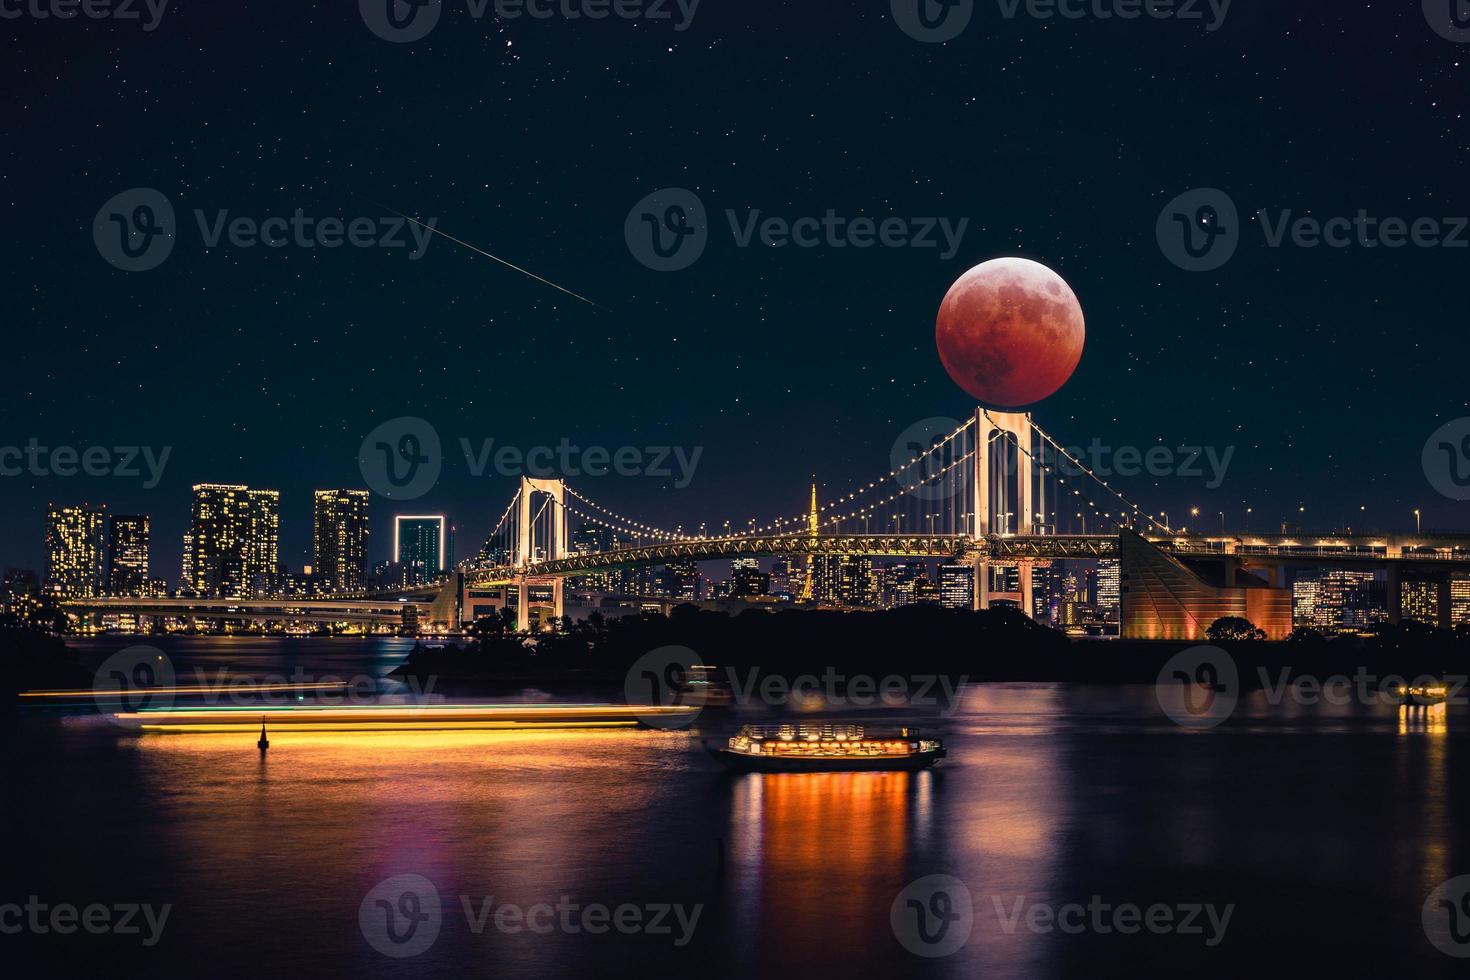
[365,198,601,308]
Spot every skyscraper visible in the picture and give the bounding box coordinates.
[1096,558,1121,621]
[45,504,106,599]
[313,490,370,593]
[106,514,150,597]
[815,555,873,606]
[186,484,281,598]
[395,515,445,584]
[937,562,973,609]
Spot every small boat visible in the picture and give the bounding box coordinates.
[710,723,946,772]
[678,664,733,706]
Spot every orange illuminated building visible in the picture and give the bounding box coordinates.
[1119,530,1293,640]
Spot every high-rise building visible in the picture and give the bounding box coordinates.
[815,555,873,606]
[1316,569,1386,630]
[106,515,150,597]
[887,561,927,607]
[1400,580,1439,626]
[938,562,973,609]
[2,568,40,615]
[45,504,106,599]
[395,515,445,584]
[1452,577,1470,627]
[1293,572,1322,627]
[732,560,770,598]
[667,560,703,601]
[569,526,618,592]
[1095,558,1121,621]
[313,490,370,593]
[1031,561,1054,622]
[768,558,800,601]
[186,485,281,598]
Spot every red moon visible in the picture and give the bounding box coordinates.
[935,257,1085,407]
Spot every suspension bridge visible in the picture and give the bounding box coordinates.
[338,408,1470,636]
[67,408,1470,638]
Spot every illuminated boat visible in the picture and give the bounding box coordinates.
[1388,681,1449,707]
[711,724,946,772]
[112,703,700,734]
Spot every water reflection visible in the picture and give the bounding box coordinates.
[726,771,925,974]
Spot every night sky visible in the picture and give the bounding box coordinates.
[5,2,1470,577]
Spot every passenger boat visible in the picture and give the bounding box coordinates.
[1388,681,1449,707]
[710,724,946,772]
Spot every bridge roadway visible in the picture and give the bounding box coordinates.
[69,596,411,625]
[66,530,1470,618]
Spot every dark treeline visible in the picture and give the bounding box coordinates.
[393,605,1470,688]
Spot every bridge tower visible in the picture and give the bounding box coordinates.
[514,476,568,632]
[971,409,1038,614]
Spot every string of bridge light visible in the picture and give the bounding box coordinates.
[817,449,977,530]
[562,495,690,542]
[562,498,687,544]
[486,488,521,540]
[563,485,687,540]
[715,415,978,538]
[1027,420,1171,534]
[982,411,1168,534]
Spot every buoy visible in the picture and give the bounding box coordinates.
[257,719,270,752]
